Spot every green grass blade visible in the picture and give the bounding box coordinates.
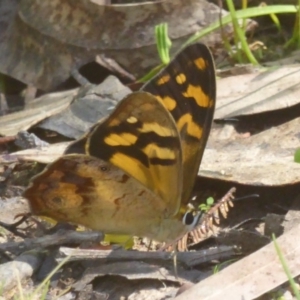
[181,5,298,50]
[155,23,172,65]
[226,0,259,64]
[272,234,300,299]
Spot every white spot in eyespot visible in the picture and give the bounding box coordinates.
[127,116,138,124]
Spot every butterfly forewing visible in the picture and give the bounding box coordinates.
[86,92,183,216]
[142,43,216,205]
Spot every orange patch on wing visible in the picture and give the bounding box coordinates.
[194,57,206,70]
[155,95,177,111]
[177,113,203,139]
[176,73,186,84]
[142,144,176,160]
[110,152,148,185]
[157,75,170,85]
[182,85,210,107]
[104,133,138,146]
[139,122,174,137]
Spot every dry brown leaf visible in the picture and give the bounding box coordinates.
[0,142,69,164]
[175,221,300,300]
[216,65,300,119]
[0,89,77,137]
[0,76,129,138]
[201,116,300,186]
[0,0,248,90]
[38,76,132,138]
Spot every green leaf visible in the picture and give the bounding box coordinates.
[294,148,300,163]
[206,197,215,206]
[272,234,300,299]
[199,203,208,211]
[155,23,172,65]
[137,64,164,83]
[138,23,172,83]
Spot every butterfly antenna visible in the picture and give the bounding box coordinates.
[234,193,260,201]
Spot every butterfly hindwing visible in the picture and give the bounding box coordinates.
[24,154,181,240]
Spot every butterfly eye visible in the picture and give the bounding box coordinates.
[182,212,194,225]
[182,211,203,230]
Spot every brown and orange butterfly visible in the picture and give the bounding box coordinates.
[24,43,216,243]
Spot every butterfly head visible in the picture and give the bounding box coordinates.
[182,208,203,231]
[154,205,203,242]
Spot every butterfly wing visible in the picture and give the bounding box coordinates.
[85,92,183,216]
[24,154,182,241]
[142,43,216,205]
[24,44,216,242]
[61,43,215,215]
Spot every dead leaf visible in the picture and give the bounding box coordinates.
[0,76,131,138]
[0,90,77,137]
[216,65,300,119]
[0,197,29,224]
[39,76,132,138]
[201,116,300,186]
[174,220,300,300]
[0,142,69,164]
[282,193,300,233]
[0,0,252,90]
[0,252,44,297]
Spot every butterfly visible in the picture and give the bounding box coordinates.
[24,43,216,243]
